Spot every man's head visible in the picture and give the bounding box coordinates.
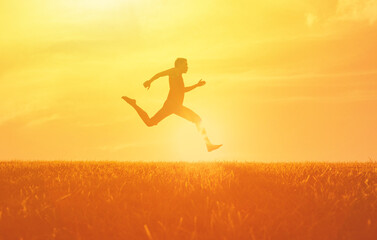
[174,58,188,73]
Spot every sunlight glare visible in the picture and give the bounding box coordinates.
[173,123,207,162]
[61,0,126,11]
[172,117,225,162]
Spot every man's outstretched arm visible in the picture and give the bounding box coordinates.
[144,68,172,89]
[185,79,206,92]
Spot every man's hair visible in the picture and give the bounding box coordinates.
[175,58,187,67]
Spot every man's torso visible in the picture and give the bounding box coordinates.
[166,72,184,105]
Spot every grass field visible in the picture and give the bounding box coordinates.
[0,161,376,240]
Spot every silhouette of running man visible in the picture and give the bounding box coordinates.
[122,58,222,152]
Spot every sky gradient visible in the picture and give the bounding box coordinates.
[1,0,376,161]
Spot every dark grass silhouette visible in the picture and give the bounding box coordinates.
[1,161,377,240]
[122,58,222,152]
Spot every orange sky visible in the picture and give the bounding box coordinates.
[1,0,376,161]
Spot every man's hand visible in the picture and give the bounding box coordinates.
[143,80,152,90]
[196,79,206,87]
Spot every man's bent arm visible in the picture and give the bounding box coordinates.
[144,68,173,89]
[185,84,198,92]
[149,68,172,83]
[185,79,205,92]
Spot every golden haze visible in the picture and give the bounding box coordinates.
[1,0,377,161]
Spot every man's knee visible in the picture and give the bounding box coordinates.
[146,119,158,127]
[146,122,157,127]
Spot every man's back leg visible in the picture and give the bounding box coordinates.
[122,96,171,127]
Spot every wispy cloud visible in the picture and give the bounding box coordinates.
[0,104,50,126]
[214,69,377,103]
[334,0,377,23]
[214,69,377,85]
[253,70,377,83]
[76,117,131,128]
[25,114,60,127]
[251,91,377,103]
